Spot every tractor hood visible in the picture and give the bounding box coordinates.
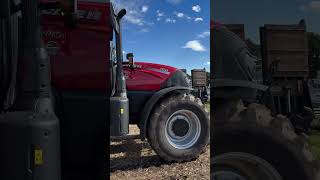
[126,62,177,77]
[124,62,191,91]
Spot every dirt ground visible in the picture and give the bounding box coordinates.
[110,125,210,180]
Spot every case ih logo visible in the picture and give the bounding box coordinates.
[77,9,102,21]
[147,68,170,75]
[41,9,60,16]
[42,31,67,56]
[43,31,66,40]
[160,68,169,72]
[46,41,60,56]
[41,9,102,22]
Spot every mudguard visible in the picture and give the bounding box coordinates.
[139,86,193,139]
[213,79,268,91]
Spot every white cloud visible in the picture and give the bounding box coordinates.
[182,40,206,52]
[192,5,201,12]
[129,10,138,14]
[140,28,150,32]
[301,1,320,13]
[141,5,149,13]
[177,12,184,18]
[194,17,203,22]
[157,10,165,17]
[203,61,210,66]
[165,18,176,23]
[197,31,210,38]
[173,12,193,20]
[166,0,183,5]
[126,16,144,26]
[111,0,149,26]
[156,10,165,21]
[146,21,155,26]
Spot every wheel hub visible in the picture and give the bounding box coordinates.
[165,109,201,149]
[171,118,189,137]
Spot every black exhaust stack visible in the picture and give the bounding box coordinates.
[115,9,127,98]
[110,6,129,136]
[0,0,61,179]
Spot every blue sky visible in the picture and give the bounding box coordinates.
[111,0,210,74]
[212,0,320,43]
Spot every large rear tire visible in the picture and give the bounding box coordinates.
[212,100,320,180]
[213,152,283,180]
[147,93,209,162]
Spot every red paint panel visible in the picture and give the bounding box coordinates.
[41,1,178,92]
[41,1,113,91]
[124,62,177,91]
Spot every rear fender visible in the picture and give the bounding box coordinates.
[212,79,268,103]
[212,79,278,114]
[213,79,268,91]
[139,86,193,140]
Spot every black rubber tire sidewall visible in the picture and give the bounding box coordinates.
[148,94,209,161]
[213,101,320,180]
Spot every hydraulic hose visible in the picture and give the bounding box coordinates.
[115,9,127,98]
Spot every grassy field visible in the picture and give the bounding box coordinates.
[309,130,320,160]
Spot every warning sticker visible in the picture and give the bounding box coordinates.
[34,149,43,165]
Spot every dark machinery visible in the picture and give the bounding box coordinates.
[260,20,314,133]
[191,68,209,102]
[1,0,61,180]
[211,20,320,180]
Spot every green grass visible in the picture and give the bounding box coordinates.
[309,130,320,160]
[204,102,210,112]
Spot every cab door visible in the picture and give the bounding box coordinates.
[41,0,113,91]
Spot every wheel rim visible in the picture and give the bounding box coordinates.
[165,109,201,149]
[212,152,283,180]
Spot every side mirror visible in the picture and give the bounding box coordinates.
[126,53,134,60]
[126,53,134,66]
[117,9,126,20]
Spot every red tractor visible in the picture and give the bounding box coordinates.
[0,0,209,179]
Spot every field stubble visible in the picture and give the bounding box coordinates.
[110,125,210,180]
